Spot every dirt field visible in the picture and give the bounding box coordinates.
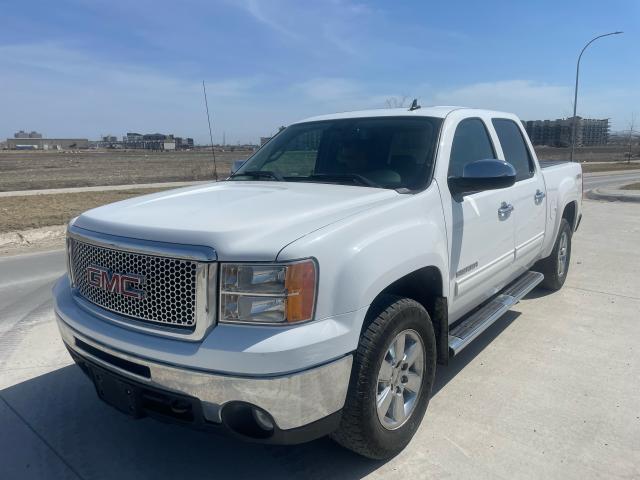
[0,188,170,233]
[0,146,638,233]
[0,145,636,192]
[581,162,640,173]
[0,150,251,192]
[534,144,637,163]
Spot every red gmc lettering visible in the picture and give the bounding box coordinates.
[86,266,145,300]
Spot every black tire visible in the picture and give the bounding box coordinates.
[331,294,436,460]
[536,218,572,291]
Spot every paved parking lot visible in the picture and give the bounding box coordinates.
[1,199,639,479]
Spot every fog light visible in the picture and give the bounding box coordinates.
[252,408,274,431]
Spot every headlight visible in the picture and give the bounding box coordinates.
[220,259,317,325]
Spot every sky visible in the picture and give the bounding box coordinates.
[1,0,638,144]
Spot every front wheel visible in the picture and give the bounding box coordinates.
[332,295,436,460]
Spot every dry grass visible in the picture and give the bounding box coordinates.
[1,146,638,193]
[0,150,250,192]
[620,182,640,190]
[0,188,170,233]
[580,162,640,173]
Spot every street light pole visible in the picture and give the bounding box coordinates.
[570,31,623,162]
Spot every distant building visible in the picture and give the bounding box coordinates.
[14,130,42,139]
[6,137,89,150]
[523,117,609,147]
[260,136,272,146]
[122,132,194,150]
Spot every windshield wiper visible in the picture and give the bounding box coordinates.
[233,170,284,181]
[305,173,382,188]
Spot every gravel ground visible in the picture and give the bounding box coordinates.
[0,188,170,233]
[0,150,250,192]
[0,146,637,192]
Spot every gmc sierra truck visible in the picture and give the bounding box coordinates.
[54,105,582,459]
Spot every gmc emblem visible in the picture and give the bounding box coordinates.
[86,265,145,300]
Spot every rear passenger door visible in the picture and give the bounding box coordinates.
[446,118,516,321]
[492,118,546,272]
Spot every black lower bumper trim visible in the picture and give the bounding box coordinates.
[66,345,341,445]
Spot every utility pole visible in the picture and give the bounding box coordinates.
[570,31,623,162]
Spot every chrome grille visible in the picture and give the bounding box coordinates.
[70,239,198,328]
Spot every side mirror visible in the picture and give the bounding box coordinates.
[448,159,516,197]
[231,159,246,174]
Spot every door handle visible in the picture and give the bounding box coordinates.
[498,202,514,218]
[534,190,546,203]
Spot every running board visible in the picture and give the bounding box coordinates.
[448,271,544,356]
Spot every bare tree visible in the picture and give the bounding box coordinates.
[385,96,409,109]
[626,113,636,164]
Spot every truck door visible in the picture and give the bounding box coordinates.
[491,118,546,273]
[445,117,516,321]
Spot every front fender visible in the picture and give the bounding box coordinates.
[277,186,449,324]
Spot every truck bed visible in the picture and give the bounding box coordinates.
[539,159,571,168]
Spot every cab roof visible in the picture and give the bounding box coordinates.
[295,106,517,124]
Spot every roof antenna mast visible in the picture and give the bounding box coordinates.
[409,98,421,111]
[202,80,219,181]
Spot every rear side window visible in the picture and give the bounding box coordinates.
[448,118,496,177]
[492,119,535,181]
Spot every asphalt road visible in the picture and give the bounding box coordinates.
[1,198,640,478]
[582,169,640,191]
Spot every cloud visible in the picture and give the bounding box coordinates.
[295,77,360,101]
[424,80,639,128]
[1,39,635,143]
[231,0,375,56]
[0,43,266,142]
[428,80,574,119]
[234,0,301,40]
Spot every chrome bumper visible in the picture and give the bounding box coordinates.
[57,316,352,430]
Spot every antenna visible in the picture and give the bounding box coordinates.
[408,99,421,111]
[202,80,219,181]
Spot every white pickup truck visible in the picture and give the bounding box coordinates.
[54,105,582,459]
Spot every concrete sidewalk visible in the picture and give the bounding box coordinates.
[587,185,640,203]
[1,199,639,479]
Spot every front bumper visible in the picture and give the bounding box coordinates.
[57,315,352,436]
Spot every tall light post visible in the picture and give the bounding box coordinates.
[570,31,623,162]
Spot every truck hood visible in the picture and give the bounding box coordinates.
[74,181,398,260]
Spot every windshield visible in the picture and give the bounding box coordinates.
[231,116,442,190]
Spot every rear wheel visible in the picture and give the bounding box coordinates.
[332,295,436,460]
[536,218,572,291]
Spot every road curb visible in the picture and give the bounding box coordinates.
[586,186,640,203]
[0,225,66,249]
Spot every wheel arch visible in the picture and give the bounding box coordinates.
[365,266,449,365]
[562,200,577,231]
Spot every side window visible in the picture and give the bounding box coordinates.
[492,119,535,182]
[448,118,496,178]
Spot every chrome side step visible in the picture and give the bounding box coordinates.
[448,271,544,356]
